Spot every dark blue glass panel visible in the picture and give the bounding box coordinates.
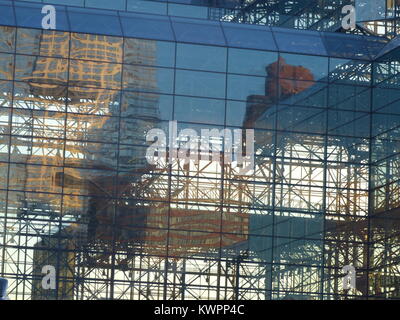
[330,58,371,86]
[68,7,121,36]
[177,43,226,72]
[123,65,174,94]
[322,33,377,60]
[280,53,328,82]
[127,0,167,14]
[228,48,278,76]
[175,70,226,99]
[86,0,126,10]
[273,27,327,56]
[169,3,208,19]
[124,38,175,67]
[328,110,370,137]
[222,23,277,51]
[171,17,225,46]
[174,96,225,125]
[15,2,69,31]
[227,74,266,101]
[0,3,15,27]
[277,105,326,134]
[376,36,400,61]
[364,36,389,59]
[120,12,174,41]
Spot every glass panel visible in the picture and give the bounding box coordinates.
[171,17,225,46]
[0,53,14,81]
[70,59,122,90]
[11,109,66,139]
[68,7,121,36]
[175,69,226,99]
[123,65,174,94]
[279,82,328,108]
[121,91,173,121]
[86,0,126,10]
[227,74,266,101]
[169,3,208,19]
[67,87,120,116]
[279,53,328,82]
[120,12,174,41]
[277,105,326,134]
[17,29,70,58]
[329,58,371,86]
[65,114,119,143]
[328,84,371,112]
[273,27,327,56]
[71,33,123,63]
[10,136,64,165]
[15,2,69,31]
[373,87,400,113]
[222,23,277,51]
[127,0,167,15]
[174,96,225,125]
[119,118,165,146]
[13,81,67,112]
[328,110,370,137]
[228,48,278,76]
[0,3,15,27]
[0,81,12,108]
[15,55,68,84]
[176,43,227,72]
[0,26,15,53]
[65,140,118,170]
[124,38,175,68]
[227,99,276,129]
[323,33,373,60]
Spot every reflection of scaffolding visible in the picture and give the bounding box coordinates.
[3,25,400,300]
[209,0,392,36]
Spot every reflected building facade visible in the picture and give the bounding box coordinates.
[0,0,400,300]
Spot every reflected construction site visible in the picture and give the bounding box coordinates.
[1,0,400,300]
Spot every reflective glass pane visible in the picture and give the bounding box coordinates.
[176,43,226,72]
[277,105,326,134]
[17,28,70,58]
[273,28,327,56]
[66,114,119,143]
[121,91,173,121]
[15,3,69,31]
[222,23,277,51]
[123,65,174,94]
[70,59,122,90]
[127,0,167,15]
[175,70,226,99]
[120,12,174,41]
[329,58,371,86]
[174,96,225,125]
[71,33,123,63]
[67,87,120,116]
[0,3,15,27]
[68,7,121,36]
[227,74,266,101]
[279,53,328,82]
[15,55,68,84]
[328,110,370,137]
[0,26,15,53]
[228,48,278,76]
[0,53,14,81]
[13,81,67,112]
[171,17,225,46]
[323,33,374,60]
[124,38,175,68]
